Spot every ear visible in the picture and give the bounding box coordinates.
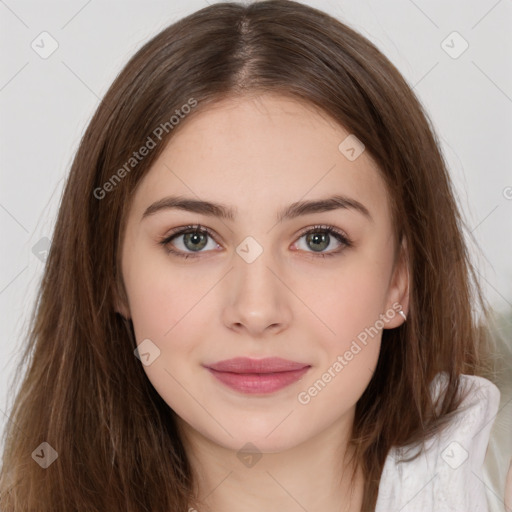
[383,236,409,329]
[113,278,131,320]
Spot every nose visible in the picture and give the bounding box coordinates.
[221,246,293,337]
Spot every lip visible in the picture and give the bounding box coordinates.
[203,357,311,394]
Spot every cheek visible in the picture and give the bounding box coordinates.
[124,247,209,342]
[124,250,219,395]
[298,257,392,347]
[123,254,211,411]
[293,268,386,414]
[126,270,177,342]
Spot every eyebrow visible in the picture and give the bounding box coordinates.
[141,194,372,223]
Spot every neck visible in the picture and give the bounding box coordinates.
[178,411,364,512]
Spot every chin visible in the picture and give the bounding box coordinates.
[214,420,310,454]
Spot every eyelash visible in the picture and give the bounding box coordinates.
[158,224,352,260]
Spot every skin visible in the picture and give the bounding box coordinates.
[118,93,409,512]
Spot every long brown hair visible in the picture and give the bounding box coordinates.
[0,1,495,510]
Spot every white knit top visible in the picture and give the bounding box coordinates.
[375,373,501,512]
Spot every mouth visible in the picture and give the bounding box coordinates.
[203,357,311,394]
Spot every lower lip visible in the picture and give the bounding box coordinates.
[205,367,310,394]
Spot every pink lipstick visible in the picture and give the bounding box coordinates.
[204,357,311,394]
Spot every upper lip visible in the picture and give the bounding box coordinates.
[204,357,310,374]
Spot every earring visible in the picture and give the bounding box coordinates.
[399,310,407,321]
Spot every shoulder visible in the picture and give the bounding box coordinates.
[375,372,501,512]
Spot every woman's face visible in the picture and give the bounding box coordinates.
[119,94,407,453]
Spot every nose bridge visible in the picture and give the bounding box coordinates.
[233,237,279,303]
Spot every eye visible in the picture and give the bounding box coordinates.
[159,223,352,260]
[159,224,220,259]
[293,224,352,257]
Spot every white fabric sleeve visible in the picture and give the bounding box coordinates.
[375,373,501,512]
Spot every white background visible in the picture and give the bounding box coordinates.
[1,0,511,508]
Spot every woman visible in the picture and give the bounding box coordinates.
[0,1,505,511]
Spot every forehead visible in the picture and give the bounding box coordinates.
[128,93,391,225]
